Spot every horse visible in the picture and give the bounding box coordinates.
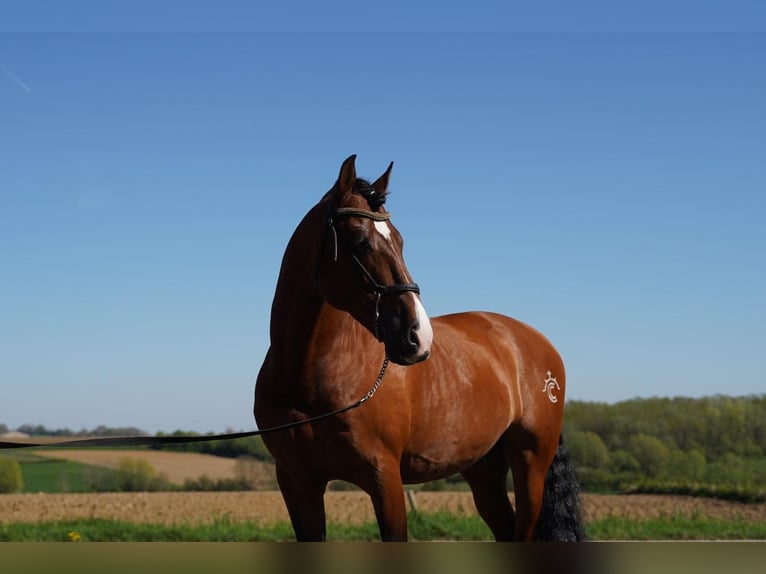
[254,155,586,541]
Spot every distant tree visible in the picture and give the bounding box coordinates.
[87,458,172,492]
[112,458,171,492]
[608,450,641,474]
[661,449,707,482]
[568,430,610,469]
[18,424,48,436]
[706,453,752,486]
[627,433,670,477]
[90,425,145,437]
[149,432,273,462]
[751,396,766,456]
[0,423,8,434]
[0,458,23,493]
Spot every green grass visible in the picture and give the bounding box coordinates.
[0,518,294,542]
[3,449,130,493]
[18,458,102,493]
[1,512,764,542]
[587,514,766,540]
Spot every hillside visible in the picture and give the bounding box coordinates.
[39,450,241,485]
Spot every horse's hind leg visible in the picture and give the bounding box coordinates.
[275,464,328,541]
[461,444,516,541]
[509,437,558,541]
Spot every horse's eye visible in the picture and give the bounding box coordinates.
[355,238,372,252]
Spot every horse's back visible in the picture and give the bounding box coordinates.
[429,311,564,385]
[442,311,566,434]
[399,311,565,481]
[431,311,566,410]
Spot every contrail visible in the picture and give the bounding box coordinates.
[0,62,32,93]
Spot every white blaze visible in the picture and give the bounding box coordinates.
[373,218,433,360]
[413,295,434,355]
[373,220,392,242]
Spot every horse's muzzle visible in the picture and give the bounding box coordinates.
[383,304,433,366]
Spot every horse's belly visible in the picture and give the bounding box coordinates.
[400,457,470,484]
[399,376,515,482]
[399,437,500,483]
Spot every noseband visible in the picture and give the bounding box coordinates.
[316,203,421,341]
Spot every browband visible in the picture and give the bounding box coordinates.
[333,207,392,222]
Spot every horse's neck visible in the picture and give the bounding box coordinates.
[267,232,365,381]
[268,292,367,401]
[272,283,350,355]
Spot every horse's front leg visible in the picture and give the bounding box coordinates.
[275,464,328,541]
[361,458,408,541]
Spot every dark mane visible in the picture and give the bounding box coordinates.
[353,178,387,210]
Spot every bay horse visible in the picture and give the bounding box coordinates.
[254,155,585,541]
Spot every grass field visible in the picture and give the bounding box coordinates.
[3,448,251,493]
[9,448,245,487]
[18,459,94,493]
[1,490,765,542]
[2,512,766,541]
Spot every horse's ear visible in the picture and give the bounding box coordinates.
[336,154,357,195]
[372,161,394,196]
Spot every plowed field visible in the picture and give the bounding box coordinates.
[1,491,764,526]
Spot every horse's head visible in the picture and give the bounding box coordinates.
[316,155,433,365]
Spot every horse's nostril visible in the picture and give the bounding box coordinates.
[403,320,420,353]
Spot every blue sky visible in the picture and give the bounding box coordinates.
[2,11,765,433]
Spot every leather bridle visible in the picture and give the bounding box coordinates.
[316,202,421,341]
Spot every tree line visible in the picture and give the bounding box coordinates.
[1,424,145,438]
[562,395,766,496]
[148,431,273,461]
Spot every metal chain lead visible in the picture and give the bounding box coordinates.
[359,356,389,404]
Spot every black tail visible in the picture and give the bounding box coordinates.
[535,435,588,541]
